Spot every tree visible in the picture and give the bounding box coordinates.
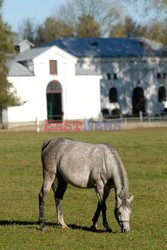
[35,17,74,45]
[17,0,167,45]
[112,0,167,45]
[118,0,167,25]
[18,18,37,44]
[33,0,120,44]
[111,16,167,46]
[76,15,101,37]
[17,0,121,44]
[110,17,143,38]
[0,1,19,108]
[56,0,120,37]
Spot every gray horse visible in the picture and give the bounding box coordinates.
[38,138,134,233]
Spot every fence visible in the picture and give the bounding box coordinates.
[102,111,167,129]
[1,111,167,132]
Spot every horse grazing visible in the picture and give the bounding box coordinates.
[38,138,134,233]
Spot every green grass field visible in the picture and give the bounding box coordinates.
[0,129,167,250]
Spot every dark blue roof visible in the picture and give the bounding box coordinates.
[43,37,162,58]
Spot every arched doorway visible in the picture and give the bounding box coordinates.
[46,80,63,121]
[109,87,118,103]
[132,87,145,115]
[158,86,166,102]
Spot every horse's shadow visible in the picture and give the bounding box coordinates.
[0,220,111,233]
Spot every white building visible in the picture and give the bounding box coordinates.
[3,38,167,128]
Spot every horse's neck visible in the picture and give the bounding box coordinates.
[113,165,129,198]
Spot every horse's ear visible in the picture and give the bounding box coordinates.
[128,195,134,203]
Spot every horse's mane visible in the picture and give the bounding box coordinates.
[106,144,129,199]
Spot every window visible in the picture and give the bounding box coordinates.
[107,73,111,80]
[113,73,118,80]
[157,73,161,79]
[107,73,118,80]
[157,72,167,80]
[132,87,145,114]
[49,60,57,75]
[158,86,166,102]
[46,80,62,93]
[15,45,20,52]
[163,73,167,79]
[109,87,118,103]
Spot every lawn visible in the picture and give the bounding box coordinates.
[0,129,167,250]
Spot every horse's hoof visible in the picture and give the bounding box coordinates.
[62,224,69,229]
[106,227,112,232]
[91,225,98,232]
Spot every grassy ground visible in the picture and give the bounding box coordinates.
[0,129,167,250]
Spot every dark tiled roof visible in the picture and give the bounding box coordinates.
[43,37,163,58]
[7,60,34,76]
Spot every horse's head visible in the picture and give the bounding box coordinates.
[114,195,134,233]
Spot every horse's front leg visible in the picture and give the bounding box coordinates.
[91,181,104,231]
[91,201,101,231]
[101,202,112,232]
[102,186,112,232]
[92,183,112,232]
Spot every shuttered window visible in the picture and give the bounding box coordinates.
[49,60,57,75]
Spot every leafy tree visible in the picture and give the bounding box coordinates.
[17,0,167,46]
[36,17,73,45]
[112,0,167,45]
[0,1,19,108]
[76,15,101,37]
[33,0,119,44]
[53,0,120,37]
[110,17,142,37]
[111,17,167,46]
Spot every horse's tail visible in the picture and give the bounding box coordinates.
[41,140,51,154]
[41,140,51,167]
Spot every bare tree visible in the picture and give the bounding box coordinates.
[56,0,121,36]
[119,0,167,26]
[17,0,167,45]
[18,18,37,44]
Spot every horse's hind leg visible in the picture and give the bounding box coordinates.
[38,170,55,229]
[52,174,68,229]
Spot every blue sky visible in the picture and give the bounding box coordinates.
[2,0,66,31]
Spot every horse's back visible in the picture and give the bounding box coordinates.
[59,138,106,188]
[42,138,112,188]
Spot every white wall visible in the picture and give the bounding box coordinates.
[7,76,37,123]
[33,47,77,122]
[7,46,78,124]
[100,57,167,115]
[64,75,101,120]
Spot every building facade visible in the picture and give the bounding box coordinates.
[4,38,167,128]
